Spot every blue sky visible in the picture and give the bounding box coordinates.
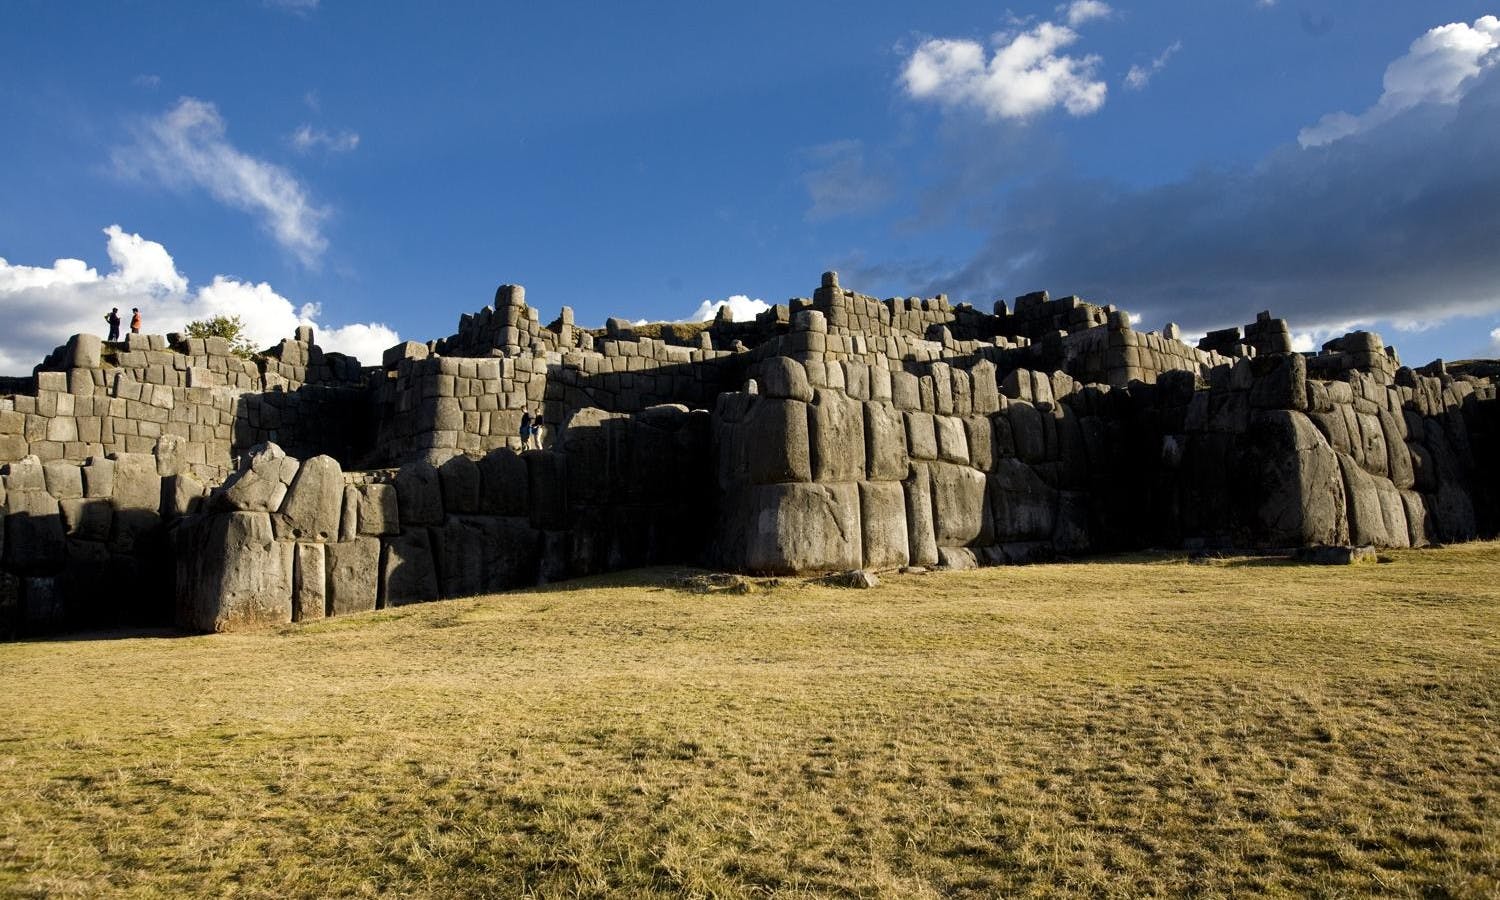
[2,1,1498,373]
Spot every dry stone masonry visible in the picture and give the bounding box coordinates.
[1,273,1495,635]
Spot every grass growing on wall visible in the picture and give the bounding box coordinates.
[2,544,1498,897]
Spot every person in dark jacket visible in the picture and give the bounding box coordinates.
[105,307,121,341]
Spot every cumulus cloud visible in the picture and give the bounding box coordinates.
[1062,1,1112,27]
[687,295,770,323]
[290,124,360,154]
[902,17,1108,120]
[1300,16,1499,147]
[1125,41,1182,90]
[114,98,329,266]
[1491,327,1500,355]
[0,226,397,375]
[801,139,892,221]
[920,22,1500,341]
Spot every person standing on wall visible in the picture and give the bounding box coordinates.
[105,307,121,341]
[130,308,142,334]
[519,408,534,451]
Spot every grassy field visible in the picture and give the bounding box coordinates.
[2,544,1498,898]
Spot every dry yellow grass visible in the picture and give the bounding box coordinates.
[3,544,1499,898]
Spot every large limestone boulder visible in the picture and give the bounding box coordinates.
[858,481,909,570]
[929,462,990,547]
[42,462,83,500]
[216,444,298,513]
[903,463,940,566]
[1237,410,1347,547]
[277,455,344,541]
[1381,411,1415,490]
[1008,402,1046,463]
[934,417,969,465]
[809,389,865,482]
[970,360,1000,415]
[67,333,103,369]
[438,454,481,514]
[327,537,381,615]
[395,461,444,526]
[863,402,908,482]
[382,528,440,605]
[354,483,400,536]
[759,358,813,402]
[746,398,812,484]
[904,412,937,461]
[964,417,993,471]
[1338,454,1391,547]
[59,497,112,542]
[112,452,164,512]
[293,542,327,621]
[1248,353,1308,411]
[743,482,861,574]
[990,458,1057,542]
[180,511,293,633]
[4,487,65,572]
[1375,477,1410,549]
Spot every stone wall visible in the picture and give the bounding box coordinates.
[176,403,711,632]
[0,451,194,636]
[2,329,371,484]
[1,271,1496,636]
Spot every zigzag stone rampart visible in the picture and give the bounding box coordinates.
[1,272,1495,635]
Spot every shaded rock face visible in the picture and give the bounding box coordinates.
[178,511,292,633]
[1237,411,1347,547]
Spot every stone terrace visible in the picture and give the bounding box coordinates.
[1,272,1496,635]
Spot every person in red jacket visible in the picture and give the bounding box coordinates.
[130,308,142,334]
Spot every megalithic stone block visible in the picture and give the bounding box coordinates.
[903,462,939,567]
[746,398,812,484]
[809,389,865,483]
[277,455,344,540]
[293,542,327,622]
[327,536,381,615]
[743,481,861,574]
[859,480,909,569]
[182,511,293,633]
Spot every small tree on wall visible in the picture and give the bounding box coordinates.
[185,314,258,359]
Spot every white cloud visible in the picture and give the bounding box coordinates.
[925,19,1500,342]
[266,0,318,12]
[1062,1,1112,27]
[902,19,1108,120]
[1256,0,1276,8]
[1125,41,1182,90]
[290,124,360,154]
[688,295,770,323]
[0,226,397,375]
[1490,326,1500,355]
[114,98,329,266]
[1300,16,1500,147]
